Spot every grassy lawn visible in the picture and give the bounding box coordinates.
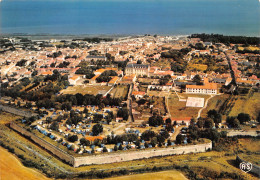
[151,59,171,69]
[168,93,202,118]
[187,63,208,71]
[228,92,260,119]
[200,94,230,118]
[0,112,21,125]
[110,85,129,99]
[237,138,260,165]
[60,85,111,95]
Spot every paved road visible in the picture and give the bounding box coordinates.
[224,51,237,86]
[127,83,134,122]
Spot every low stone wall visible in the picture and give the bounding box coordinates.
[74,142,212,167]
[236,156,260,177]
[10,122,75,166]
[0,104,37,118]
[10,121,212,168]
[227,130,259,137]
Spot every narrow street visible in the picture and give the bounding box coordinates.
[224,51,237,86]
[127,83,134,122]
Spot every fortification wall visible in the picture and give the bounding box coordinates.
[227,130,259,137]
[0,104,37,118]
[74,142,212,167]
[10,122,75,166]
[10,121,212,168]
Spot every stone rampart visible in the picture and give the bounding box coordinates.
[10,122,75,166]
[227,130,259,137]
[0,104,37,118]
[74,142,212,167]
[10,121,212,168]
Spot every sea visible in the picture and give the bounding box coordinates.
[0,0,259,36]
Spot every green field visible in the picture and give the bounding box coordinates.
[61,85,111,95]
[200,94,230,118]
[228,92,260,119]
[168,93,204,118]
[110,85,129,99]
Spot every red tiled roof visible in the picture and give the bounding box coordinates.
[85,136,103,142]
[132,91,146,96]
[186,83,217,90]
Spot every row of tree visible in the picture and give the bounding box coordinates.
[190,33,260,45]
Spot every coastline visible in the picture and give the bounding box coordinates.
[0,33,189,40]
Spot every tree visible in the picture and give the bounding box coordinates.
[159,75,171,85]
[148,115,163,127]
[141,130,156,141]
[207,109,218,118]
[92,124,103,136]
[68,135,78,142]
[207,109,222,124]
[103,147,108,153]
[114,145,118,151]
[80,138,90,146]
[192,75,202,85]
[166,123,173,132]
[157,134,166,144]
[118,144,123,150]
[91,149,95,154]
[204,118,214,128]
[160,131,170,139]
[194,43,206,50]
[144,142,149,148]
[117,108,129,120]
[189,126,199,140]
[83,107,88,114]
[151,137,158,147]
[176,134,184,144]
[226,116,240,128]
[50,121,59,131]
[237,113,250,124]
[197,118,205,128]
[173,121,177,126]
[190,118,196,127]
[165,118,172,125]
[93,114,103,123]
[25,102,32,109]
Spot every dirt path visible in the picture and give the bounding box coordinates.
[0,147,50,180]
[171,125,185,141]
[197,95,215,119]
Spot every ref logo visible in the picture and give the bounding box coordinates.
[239,162,252,173]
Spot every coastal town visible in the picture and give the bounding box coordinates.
[0,34,259,179]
